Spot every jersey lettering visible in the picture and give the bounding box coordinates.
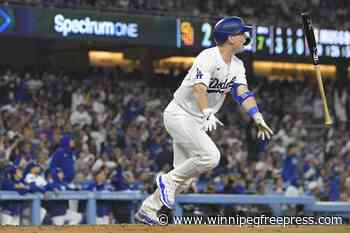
[173,47,247,118]
[207,78,234,93]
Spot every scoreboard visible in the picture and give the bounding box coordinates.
[252,26,308,56]
[176,19,350,59]
[1,5,350,59]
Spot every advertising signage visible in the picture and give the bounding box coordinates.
[0,6,177,46]
[1,5,349,59]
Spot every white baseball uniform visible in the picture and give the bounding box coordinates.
[139,46,248,214]
[173,46,247,118]
[164,46,247,183]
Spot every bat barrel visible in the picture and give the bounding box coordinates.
[315,66,333,126]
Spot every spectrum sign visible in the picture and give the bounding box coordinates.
[0,5,176,47]
[53,14,139,38]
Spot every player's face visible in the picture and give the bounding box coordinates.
[58,171,64,180]
[228,34,247,53]
[31,166,40,175]
[14,169,23,180]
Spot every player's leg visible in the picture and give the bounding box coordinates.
[173,142,195,195]
[12,216,20,225]
[65,209,82,225]
[135,188,162,223]
[51,215,65,225]
[0,213,11,225]
[157,112,220,209]
[96,216,108,225]
[1,213,15,225]
[135,141,189,224]
[40,208,47,224]
[20,206,31,225]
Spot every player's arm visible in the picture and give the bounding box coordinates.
[231,84,273,140]
[193,83,209,112]
[191,51,223,131]
[235,84,258,114]
[193,83,223,131]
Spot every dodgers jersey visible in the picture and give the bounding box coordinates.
[173,46,248,118]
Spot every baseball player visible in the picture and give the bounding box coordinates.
[84,169,112,225]
[135,16,273,225]
[1,166,28,225]
[1,166,47,225]
[46,168,82,225]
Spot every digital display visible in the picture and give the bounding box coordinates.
[176,19,213,48]
[0,6,176,47]
[1,5,350,59]
[176,19,350,59]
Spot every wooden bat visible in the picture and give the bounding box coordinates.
[301,12,333,126]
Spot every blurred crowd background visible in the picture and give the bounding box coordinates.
[1,0,349,29]
[0,0,350,226]
[0,65,349,223]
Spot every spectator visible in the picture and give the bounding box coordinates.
[70,104,92,127]
[0,67,348,222]
[282,144,300,186]
[71,88,85,111]
[50,134,77,184]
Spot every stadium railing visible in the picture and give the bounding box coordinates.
[1,191,350,225]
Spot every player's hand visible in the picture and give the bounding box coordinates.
[253,113,274,140]
[202,108,224,132]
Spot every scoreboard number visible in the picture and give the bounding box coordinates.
[201,22,212,47]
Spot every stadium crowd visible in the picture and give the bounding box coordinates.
[0,66,349,224]
[1,0,349,29]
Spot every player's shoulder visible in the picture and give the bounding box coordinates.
[232,55,244,66]
[232,55,246,72]
[195,47,219,68]
[196,47,218,59]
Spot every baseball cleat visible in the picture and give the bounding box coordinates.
[156,174,176,209]
[134,209,159,225]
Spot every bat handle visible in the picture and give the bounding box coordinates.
[315,65,333,126]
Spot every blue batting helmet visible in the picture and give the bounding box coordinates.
[213,16,252,45]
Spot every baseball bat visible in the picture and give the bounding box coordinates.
[301,12,333,126]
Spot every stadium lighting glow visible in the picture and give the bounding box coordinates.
[89,51,139,68]
[158,56,195,66]
[253,61,336,78]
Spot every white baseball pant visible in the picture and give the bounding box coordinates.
[1,213,20,225]
[51,209,82,225]
[96,216,110,225]
[141,100,220,211]
[21,207,47,225]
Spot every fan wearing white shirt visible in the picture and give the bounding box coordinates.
[70,104,92,127]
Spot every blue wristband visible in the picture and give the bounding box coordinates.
[236,92,255,105]
[248,106,259,118]
[231,83,255,105]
